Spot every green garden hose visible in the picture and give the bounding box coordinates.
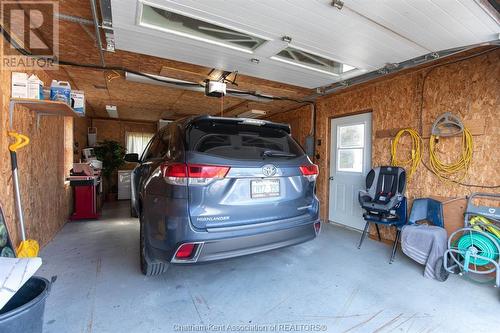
[456,232,499,267]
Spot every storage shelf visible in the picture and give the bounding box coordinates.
[9,98,83,129]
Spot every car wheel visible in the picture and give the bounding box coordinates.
[139,215,168,276]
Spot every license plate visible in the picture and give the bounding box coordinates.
[251,179,280,198]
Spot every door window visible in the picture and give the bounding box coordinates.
[337,123,365,173]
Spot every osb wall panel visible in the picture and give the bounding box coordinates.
[315,49,500,241]
[73,116,90,162]
[90,118,157,148]
[0,66,73,248]
[266,105,313,147]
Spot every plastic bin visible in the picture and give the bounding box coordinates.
[0,276,50,333]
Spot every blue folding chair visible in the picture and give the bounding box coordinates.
[408,198,444,227]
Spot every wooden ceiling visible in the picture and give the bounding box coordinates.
[11,1,313,122]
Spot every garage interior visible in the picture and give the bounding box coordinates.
[0,0,499,332]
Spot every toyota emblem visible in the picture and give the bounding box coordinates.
[262,164,277,177]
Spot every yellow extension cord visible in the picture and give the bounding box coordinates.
[429,128,473,182]
[391,127,473,182]
[391,128,422,179]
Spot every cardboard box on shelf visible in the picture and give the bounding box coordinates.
[71,90,85,116]
[11,72,28,98]
[27,74,44,100]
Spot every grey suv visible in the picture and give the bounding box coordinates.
[125,116,320,276]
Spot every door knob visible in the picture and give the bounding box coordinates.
[329,177,334,181]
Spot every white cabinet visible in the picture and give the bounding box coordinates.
[118,170,132,200]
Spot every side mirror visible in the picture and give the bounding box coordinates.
[124,153,139,163]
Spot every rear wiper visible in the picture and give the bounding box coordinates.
[262,150,296,158]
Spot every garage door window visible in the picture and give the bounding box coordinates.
[337,124,364,173]
[272,47,356,76]
[140,4,265,52]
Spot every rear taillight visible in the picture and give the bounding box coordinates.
[161,163,230,186]
[300,164,319,181]
[175,243,197,259]
[187,164,230,185]
[161,163,188,185]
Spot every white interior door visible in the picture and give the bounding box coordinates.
[328,113,372,230]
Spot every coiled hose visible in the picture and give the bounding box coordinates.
[457,231,499,267]
[391,129,422,179]
[429,128,473,182]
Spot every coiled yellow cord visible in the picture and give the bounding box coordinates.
[429,128,473,182]
[391,129,422,179]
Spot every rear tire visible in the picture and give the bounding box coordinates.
[140,216,169,276]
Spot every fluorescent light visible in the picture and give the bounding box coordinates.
[270,56,340,76]
[106,105,118,118]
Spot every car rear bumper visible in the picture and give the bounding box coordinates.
[172,220,319,263]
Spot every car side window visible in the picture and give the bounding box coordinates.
[143,127,171,160]
[158,127,171,159]
[168,124,184,160]
[141,134,159,161]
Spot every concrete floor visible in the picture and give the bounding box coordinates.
[38,201,499,333]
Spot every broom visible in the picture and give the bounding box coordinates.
[8,131,39,257]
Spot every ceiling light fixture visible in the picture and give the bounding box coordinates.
[331,0,344,10]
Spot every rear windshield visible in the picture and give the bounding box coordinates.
[187,120,304,160]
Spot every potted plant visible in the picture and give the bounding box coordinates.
[94,140,126,201]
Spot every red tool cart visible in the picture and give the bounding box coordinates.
[67,176,102,220]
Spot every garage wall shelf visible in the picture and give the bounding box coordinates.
[9,98,84,129]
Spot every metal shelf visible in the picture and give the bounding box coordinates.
[9,98,83,129]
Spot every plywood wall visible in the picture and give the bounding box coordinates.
[73,116,91,162]
[266,104,313,148]
[0,66,74,248]
[313,49,500,240]
[89,118,157,149]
